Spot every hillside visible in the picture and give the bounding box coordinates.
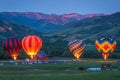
[0,20,42,40]
[45,12,120,41]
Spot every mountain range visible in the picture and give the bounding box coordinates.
[0,12,120,44]
[0,12,104,32]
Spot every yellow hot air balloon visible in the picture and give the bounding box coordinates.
[22,35,42,60]
[95,36,117,60]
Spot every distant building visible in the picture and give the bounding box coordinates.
[36,51,49,60]
[101,64,112,70]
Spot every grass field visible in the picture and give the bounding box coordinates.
[0,58,120,80]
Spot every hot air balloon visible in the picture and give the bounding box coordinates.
[22,35,42,60]
[2,38,22,60]
[36,51,49,60]
[68,39,86,59]
[95,35,117,60]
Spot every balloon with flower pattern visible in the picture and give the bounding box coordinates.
[68,39,85,59]
[95,35,117,60]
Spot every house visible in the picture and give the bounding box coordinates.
[101,64,112,70]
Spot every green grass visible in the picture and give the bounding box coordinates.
[0,59,120,80]
[1,71,120,80]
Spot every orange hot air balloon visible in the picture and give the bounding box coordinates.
[22,35,42,60]
[95,35,117,60]
[68,39,85,59]
[2,38,22,60]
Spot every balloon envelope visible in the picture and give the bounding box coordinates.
[68,39,85,59]
[36,51,49,60]
[2,38,22,60]
[22,35,42,60]
[95,35,117,60]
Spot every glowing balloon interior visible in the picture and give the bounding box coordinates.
[95,36,117,60]
[68,39,85,59]
[22,35,42,60]
[2,38,22,60]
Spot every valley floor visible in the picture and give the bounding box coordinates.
[0,58,120,80]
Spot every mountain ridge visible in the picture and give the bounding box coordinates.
[0,12,104,32]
